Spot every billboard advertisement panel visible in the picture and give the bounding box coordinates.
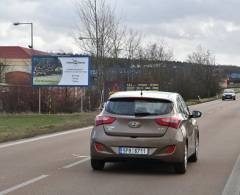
[32,55,90,86]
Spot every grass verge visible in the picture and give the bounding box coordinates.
[186,96,219,106]
[0,112,98,143]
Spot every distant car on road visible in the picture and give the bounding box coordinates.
[90,91,202,174]
[222,89,236,100]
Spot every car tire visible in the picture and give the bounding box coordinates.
[189,136,199,163]
[175,144,188,174]
[222,98,225,101]
[91,159,105,170]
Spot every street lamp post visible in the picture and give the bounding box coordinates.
[13,22,33,49]
[78,36,98,112]
[78,36,94,41]
[13,22,41,114]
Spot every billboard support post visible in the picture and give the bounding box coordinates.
[81,88,83,112]
[80,87,85,112]
[38,88,41,114]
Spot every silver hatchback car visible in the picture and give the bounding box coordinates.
[222,89,236,100]
[90,91,202,174]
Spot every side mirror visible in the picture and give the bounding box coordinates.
[190,111,202,118]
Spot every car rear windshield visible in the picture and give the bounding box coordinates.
[105,98,174,116]
[224,89,234,93]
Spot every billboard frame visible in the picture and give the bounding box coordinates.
[32,55,91,87]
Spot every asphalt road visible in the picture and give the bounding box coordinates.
[1,98,240,195]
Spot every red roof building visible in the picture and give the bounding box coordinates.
[0,46,48,85]
[0,46,48,59]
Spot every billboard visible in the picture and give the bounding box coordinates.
[32,55,90,86]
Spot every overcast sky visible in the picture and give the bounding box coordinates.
[1,0,240,65]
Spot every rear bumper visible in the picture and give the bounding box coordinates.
[90,127,186,163]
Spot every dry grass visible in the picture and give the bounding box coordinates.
[0,112,98,143]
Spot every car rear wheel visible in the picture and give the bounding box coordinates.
[91,159,105,170]
[175,144,188,174]
[189,136,199,162]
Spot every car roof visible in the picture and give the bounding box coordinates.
[108,91,179,101]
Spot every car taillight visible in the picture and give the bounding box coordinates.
[155,117,181,129]
[95,116,116,126]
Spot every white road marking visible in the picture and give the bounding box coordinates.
[63,157,90,169]
[0,126,92,149]
[222,154,240,195]
[0,175,49,195]
[72,154,89,158]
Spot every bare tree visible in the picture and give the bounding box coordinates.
[186,45,219,97]
[124,29,142,60]
[76,0,123,58]
[145,42,174,62]
[75,0,127,106]
[110,23,126,59]
[186,45,215,65]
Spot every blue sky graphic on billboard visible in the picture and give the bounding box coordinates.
[32,56,90,87]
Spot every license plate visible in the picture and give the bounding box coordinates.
[119,147,148,155]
